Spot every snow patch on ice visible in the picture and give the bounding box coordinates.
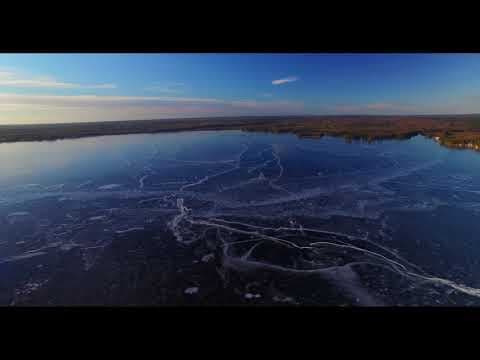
[201,253,215,263]
[115,227,145,234]
[184,287,199,295]
[245,293,262,299]
[7,211,30,217]
[89,215,107,221]
[98,184,122,190]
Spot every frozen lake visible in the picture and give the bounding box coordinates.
[1,130,480,305]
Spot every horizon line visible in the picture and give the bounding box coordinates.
[1,113,480,127]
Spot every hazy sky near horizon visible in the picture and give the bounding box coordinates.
[1,53,480,124]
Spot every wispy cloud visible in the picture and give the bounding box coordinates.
[0,94,305,124]
[0,71,116,89]
[327,99,480,115]
[365,103,399,111]
[0,94,303,107]
[145,82,186,94]
[272,76,299,85]
[331,102,420,114]
[0,94,221,106]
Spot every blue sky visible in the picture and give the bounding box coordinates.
[1,54,480,124]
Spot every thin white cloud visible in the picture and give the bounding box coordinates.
[330,103,419,114]
[327,100,480,115]
[0,94,305,124]
[145,82,186,94]
[272,76,299,85]
[0,94,222,106]
[365,103,397,111]
[0,71,116,89]
[145,88,182,94]
[84,83,117,89]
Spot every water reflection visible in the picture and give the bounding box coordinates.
[1,131,480,306]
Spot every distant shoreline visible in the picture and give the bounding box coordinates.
[1,115,480,151]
